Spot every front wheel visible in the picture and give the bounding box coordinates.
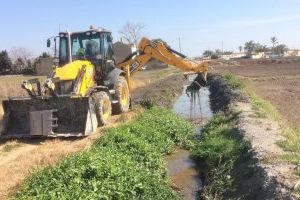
[113,76,130,114]
[93,91,112,126]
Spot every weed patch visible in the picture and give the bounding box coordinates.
[224,73,244,90]
[191,111,250,199]
[14,107,194,200]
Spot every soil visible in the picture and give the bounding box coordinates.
[208,74,299,199]
[214,61,300,126]
[0,68,185,200]
[235,101,298,199]
[131,74,186,108]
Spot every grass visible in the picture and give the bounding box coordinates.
[14,107,194,200]
[224,73,300,174]
[2,142,22,153]
[224,73,244,90]
[191,111,250,199]
[0,75,46,99]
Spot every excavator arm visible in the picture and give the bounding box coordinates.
[116,37,208,89]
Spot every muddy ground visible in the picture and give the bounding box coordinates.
[214,60,300,126]
[0,67,185,200]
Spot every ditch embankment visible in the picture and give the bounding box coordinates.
[200,74,298,199]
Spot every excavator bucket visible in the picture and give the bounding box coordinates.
[186,73,207,92]
[1,97,98,138]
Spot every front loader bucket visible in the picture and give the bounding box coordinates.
[1,97,98,138]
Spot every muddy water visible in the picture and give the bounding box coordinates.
[166,149,201,199]
[173,86,213,123]
[168,84,213,200]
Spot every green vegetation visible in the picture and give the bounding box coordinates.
[191,112,250,199]
[224,73,244,90]
[15,107,194,200]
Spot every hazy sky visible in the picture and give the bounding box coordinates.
[1,0,300,57]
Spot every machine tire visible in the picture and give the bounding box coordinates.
[113,76,130,114]
[93,91,112,126]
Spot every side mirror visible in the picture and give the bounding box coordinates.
[47,39,51,47]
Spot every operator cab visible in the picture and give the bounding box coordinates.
[47,27,115,79]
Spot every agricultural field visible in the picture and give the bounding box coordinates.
[0,75,46,100]
[214,60,300,126]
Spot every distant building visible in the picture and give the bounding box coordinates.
[250,52,266,59]
[113,41,135,64]
[35,57,54,76]
[284,49,300,57]
[220,52,246,60]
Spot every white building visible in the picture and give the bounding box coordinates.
[220,52,246,60]
[250,52,266,59]
[284,50,300,57]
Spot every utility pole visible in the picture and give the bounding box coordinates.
[178,37,182,53]
[221,40,224,55]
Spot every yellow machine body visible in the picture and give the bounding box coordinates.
[54,60,95,96]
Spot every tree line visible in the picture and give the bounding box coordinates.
[0,48,50,75]
[203,36,289,58]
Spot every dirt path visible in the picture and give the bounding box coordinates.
[0,68,185,200]
[235,101,298,199]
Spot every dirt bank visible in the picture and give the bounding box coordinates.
[206,74,298,199]
[0,70,186,200]
[131,74,186,108]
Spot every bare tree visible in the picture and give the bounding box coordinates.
[119,22,145,46]
[9,47,33,73]
[9,47,33,63]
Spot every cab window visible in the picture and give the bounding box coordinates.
[59,37,68,65]
[103,34,114,60]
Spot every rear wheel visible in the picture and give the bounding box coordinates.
[113,76,130,114]
[93,91,112,126]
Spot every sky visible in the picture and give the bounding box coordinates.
[0,0,300,57]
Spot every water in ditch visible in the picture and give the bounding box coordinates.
[167,78,213,199]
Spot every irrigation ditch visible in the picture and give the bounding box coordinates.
[9,73,296,199]
[167,73,297,199]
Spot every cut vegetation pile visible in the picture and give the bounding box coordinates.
[14,107,194,200]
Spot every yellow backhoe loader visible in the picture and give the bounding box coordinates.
[1,26,208,137]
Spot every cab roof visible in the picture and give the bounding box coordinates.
[59,27,111,35]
